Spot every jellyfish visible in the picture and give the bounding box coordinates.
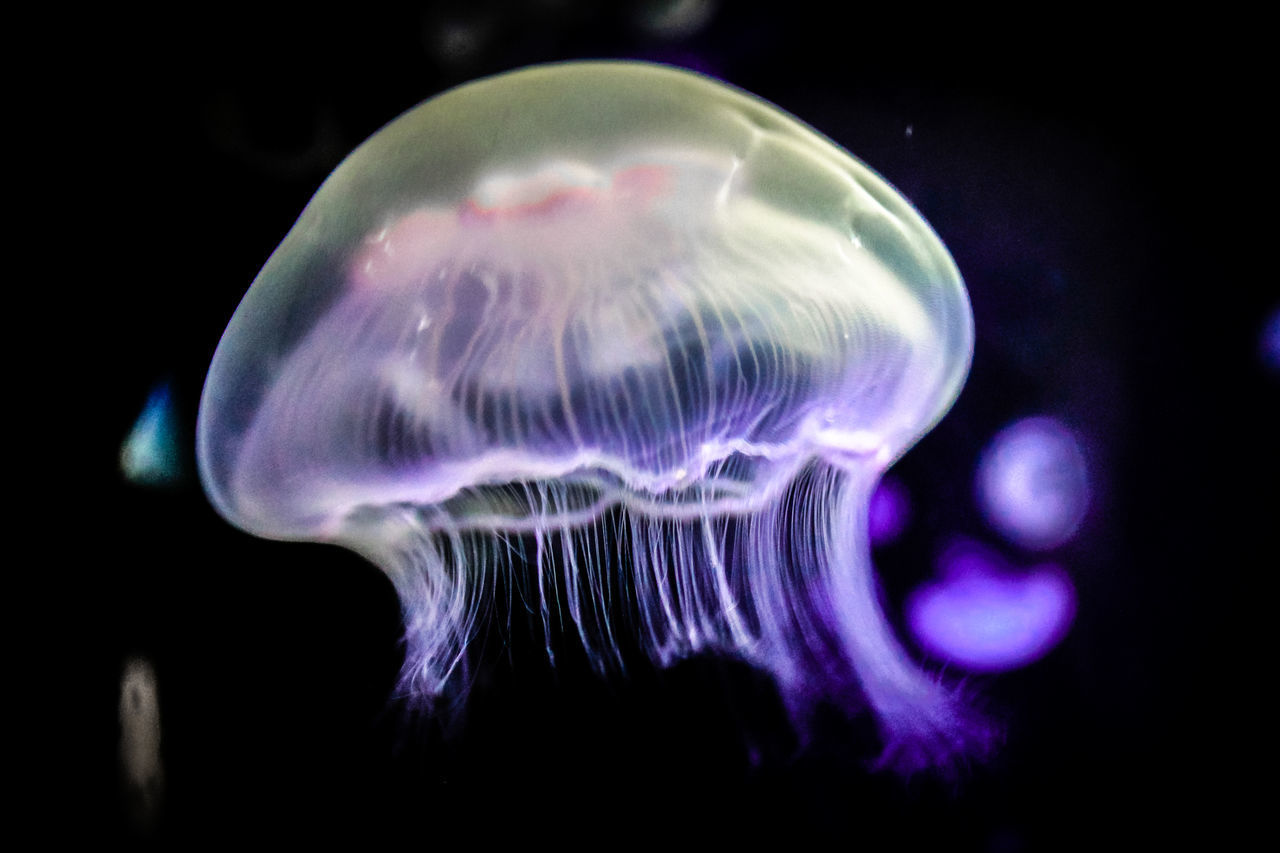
[976,416,1089,551]
[197,62,984,772]
[906,538,1076,673]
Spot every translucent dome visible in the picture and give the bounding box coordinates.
[199,61,969,540]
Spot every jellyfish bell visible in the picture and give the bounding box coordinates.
[197,61,983,772]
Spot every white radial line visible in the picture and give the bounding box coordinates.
[551,263,586,449]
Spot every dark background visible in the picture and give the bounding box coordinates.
[40,2,1268,847]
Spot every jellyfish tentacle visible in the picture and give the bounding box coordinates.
[367,515,481,706]
[585,511,624,673]
[559,508,605,673]
[738,484,806,695]
[672,518,706,649]
[532,483,556,665]
[700,510,753,652]
[816,465,993,772]
[632,512,682,665]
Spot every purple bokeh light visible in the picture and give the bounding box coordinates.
[976,416,1089,551]
[906,539,1075,673]
[868,475,911,546]
[1262,305,1280,373]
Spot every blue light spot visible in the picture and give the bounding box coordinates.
[121,382,183,487]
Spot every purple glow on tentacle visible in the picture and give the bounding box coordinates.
[817,472,993,772]
[906,539,1075,673]
[868,474,911,546]
[976,416,1089,551]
